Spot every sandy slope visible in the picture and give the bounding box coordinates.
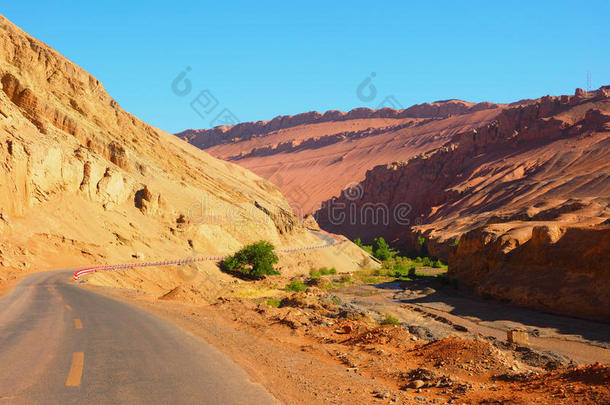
[0,14,368,293]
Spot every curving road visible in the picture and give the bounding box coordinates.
[0,270,277,404]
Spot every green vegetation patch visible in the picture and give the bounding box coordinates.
[380,313,400,325]
[285,280,307,292]
[219,241,279,279]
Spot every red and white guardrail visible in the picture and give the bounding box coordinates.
[73,231,344,281]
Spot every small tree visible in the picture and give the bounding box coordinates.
[372,237,393,261]
[417,235,429,256]
[219,241,279,279]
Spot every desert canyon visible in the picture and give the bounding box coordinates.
[181,87,610,322]
[0,11,609,405]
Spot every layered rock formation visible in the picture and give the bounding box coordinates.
[0,15,368,288]
[316,88,610,245]
[178,101,507,213]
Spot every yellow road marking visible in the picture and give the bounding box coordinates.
[74,318,82,329]
[65,352,84,387]
[65,304,72,311]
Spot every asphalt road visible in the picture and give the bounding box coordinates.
[0,270,277,404]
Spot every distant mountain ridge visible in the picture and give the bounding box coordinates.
[177,99,508,149]
[177,99,510,213]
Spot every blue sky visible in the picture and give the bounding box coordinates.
[3,1,609,133]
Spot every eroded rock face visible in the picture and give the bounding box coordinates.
[178,100,506,213]
[315,88,610,252]
[449,224,610,322]
[0,15,302,272]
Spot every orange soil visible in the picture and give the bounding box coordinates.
[91,283,610,405]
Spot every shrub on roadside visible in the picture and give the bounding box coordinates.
[285,280,307,292]
[219,240,279,279]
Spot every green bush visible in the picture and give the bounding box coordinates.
[390,263,405,276]
[340,274,352,283]
[380,313,400,325]
[432,259,443,268]
[373,237,394,261]
[309,269,321,278]
[219,241,279,279]
[266,298,281,307]
[422,257,433,267]
[285,280,307,292]
[310,267,338,277]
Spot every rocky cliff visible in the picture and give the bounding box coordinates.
[0,15,367,288]
[450,223,610,322]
